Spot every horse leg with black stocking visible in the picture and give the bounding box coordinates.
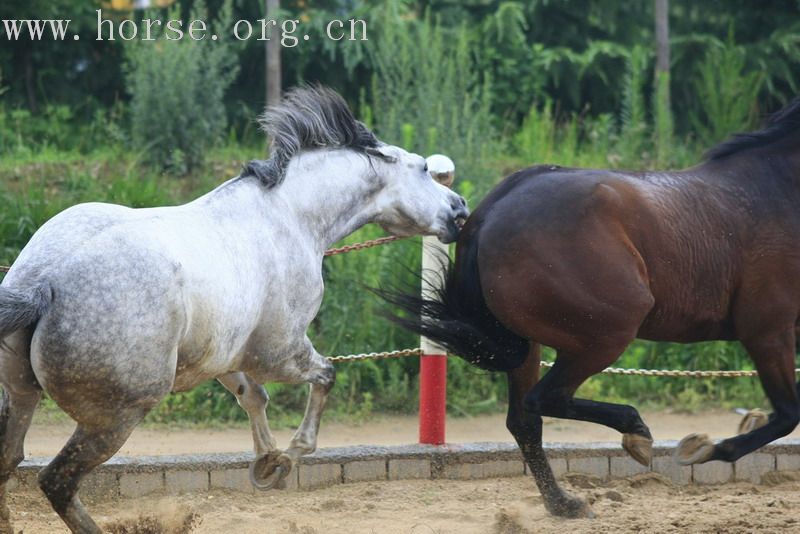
[506,344,592,518]
[676,328,799,464]
[524,349,654,466]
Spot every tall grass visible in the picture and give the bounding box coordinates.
[690,36,764,147]
[368,6,498,202]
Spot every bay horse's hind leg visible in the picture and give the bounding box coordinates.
[676,327,799,464]
[524,346,654,466]
[506,344,592,518]
[38,412,150,533]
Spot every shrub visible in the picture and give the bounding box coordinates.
[124,0,239,172]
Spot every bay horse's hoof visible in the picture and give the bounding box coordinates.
[249,451,293,491]
[545,494,594,519]
[674,433,715,465]
[622,433,653,466]
[737,409,769,435]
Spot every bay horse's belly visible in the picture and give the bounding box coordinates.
[635,253,738,342]
[637,303,737,342]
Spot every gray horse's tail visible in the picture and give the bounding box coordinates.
[0,284,51,343]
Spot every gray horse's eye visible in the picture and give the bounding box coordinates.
[423,163,428,173]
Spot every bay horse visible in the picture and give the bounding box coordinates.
[385,97,800,517]
[0,86,469,533]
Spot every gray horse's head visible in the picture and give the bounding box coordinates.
[362,144,469,243]
[241,85,469,244]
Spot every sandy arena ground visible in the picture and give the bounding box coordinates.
[9,410,800,533]
[9,471,800,533]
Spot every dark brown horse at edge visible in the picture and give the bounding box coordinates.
[383,97,800,517]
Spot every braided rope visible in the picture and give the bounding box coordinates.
[537,360,800,377]
[327,349,800,378]
[323,235,405,256]
[327,348,422,363]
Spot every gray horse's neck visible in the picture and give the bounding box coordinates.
[201,149,380,256]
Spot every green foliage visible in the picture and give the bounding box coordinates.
[0,104,126,156]
[689,36,764,147]
[369,6,497,201]
[124,1,239,171]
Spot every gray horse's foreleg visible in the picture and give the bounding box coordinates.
[38,415,146,534]
[0,388,41,534]
[249,345,335,490]
[218,372,277,455]
[285,355,336,459]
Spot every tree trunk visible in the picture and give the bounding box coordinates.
[265,0,281,153]
[265,0,281,109]
[24,47,38,114]
[654,0,672,166]
[655,0,670,74]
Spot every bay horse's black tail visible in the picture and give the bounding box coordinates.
[377,237,528,372]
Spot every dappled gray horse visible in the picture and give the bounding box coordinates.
[0,86,469,533]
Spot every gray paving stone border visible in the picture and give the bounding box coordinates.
[14,438,800,499]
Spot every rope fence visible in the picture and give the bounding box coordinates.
[323,235,405,256]
[4,237,798,379]
[327,348,800,378]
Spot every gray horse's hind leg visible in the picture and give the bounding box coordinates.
[38,416,146,534]
[218,372,277,455]
[0,388,41,534]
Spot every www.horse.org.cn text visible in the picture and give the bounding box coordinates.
[1,10,368,47]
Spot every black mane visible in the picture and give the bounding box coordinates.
[241,85,380,188]
[706,96,800,161]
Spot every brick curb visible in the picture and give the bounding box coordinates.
[13,438,800,498]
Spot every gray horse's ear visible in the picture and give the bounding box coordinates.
[365,147,398,164]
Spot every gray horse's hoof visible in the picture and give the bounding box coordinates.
[737,409,769,435]
[675,433,715,465]
[249,451,293,491]
[622,433,653,466]
[545,493,594,519]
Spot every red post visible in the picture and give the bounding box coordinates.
[418,154,455,445]
[419,353,447,444]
